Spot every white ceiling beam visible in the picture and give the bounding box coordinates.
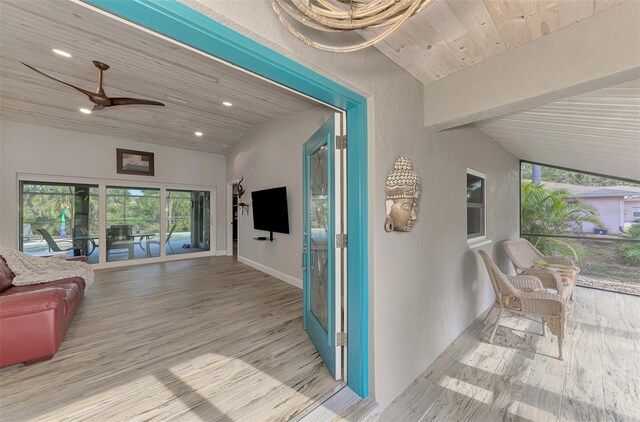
[424,0,640,130]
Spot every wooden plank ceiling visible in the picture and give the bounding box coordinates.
[0,0,319,154]
[475,79,640,182]
[369,0,627,85]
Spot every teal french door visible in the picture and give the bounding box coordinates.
[303,113,345,380]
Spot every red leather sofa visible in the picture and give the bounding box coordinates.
[0,256,86,368]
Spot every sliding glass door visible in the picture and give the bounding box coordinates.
[18,178,213,265]
[166,190,210,255]
[106,187,161,262]
[19,182,100,264]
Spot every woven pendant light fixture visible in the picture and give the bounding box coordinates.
[270,0,434,53]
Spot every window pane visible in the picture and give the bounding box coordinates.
[106,186,160,262]
[165,190,210,255]
[467,174,484,204]
[20,182,99,264]
[467,206,484,238]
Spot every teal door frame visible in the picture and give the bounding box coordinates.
[85,0,369,398]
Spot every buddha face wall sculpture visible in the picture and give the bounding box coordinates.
[385,156,421,232]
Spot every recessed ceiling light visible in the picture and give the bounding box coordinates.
[222,101,233,107]
[194,131,203,137]
[79,108,92,114]
[53,49,72,58]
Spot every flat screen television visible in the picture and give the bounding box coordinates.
[251,186,290,237]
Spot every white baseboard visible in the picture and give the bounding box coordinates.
[238,256,302,289]
[216,250,227,256]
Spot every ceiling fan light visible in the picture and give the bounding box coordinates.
[79,108,92,114]
[53,49,72,58]
[194,131,203,137]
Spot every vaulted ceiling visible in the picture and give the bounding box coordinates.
[0,0,319,154]
[367,0,627,85]
[476,79,640,182]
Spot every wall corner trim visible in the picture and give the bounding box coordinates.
[238,256,303,289]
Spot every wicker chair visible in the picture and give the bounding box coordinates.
[503,239,579,300]
[478,250,568,360]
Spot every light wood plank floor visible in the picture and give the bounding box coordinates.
[0,256,341,421]
[378,287,640,422]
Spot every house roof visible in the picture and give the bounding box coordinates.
[540,181,640,198]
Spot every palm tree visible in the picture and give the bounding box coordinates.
[521,182,602,260]
[617,224,640,266]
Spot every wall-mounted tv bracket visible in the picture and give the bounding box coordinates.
[253,232,274,242]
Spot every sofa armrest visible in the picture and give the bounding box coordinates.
[0,289,65,319]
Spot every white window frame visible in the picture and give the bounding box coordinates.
[16,173,216,269]
[466,168,490,248]
[633,206,640,219]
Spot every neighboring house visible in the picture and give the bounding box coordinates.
[544,182,640,234]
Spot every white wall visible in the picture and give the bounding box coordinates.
[0,120,227,252]
[179,0,520,406]
[227,106,333,287]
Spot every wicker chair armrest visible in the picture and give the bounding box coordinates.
[522,268,564,293]
[519,290,563,301]
[543,256,576,267]
[505,274,544,291]
[519,291,566,315]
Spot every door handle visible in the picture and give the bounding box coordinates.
[302,245,307,269]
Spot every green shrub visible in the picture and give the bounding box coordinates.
[521,182,602,260]
[617,224,640,266]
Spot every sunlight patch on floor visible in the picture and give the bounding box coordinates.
[507,400,556,421]
[438,375,494,405]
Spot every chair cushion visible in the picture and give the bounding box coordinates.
[502,287,546,311]
[533,259,580,286]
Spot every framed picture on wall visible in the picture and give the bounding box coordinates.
[116,148,155,176]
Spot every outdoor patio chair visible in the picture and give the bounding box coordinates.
[478,250,568,360]
[36,228,77,254]
[503,238,579,301]
[148,224,177,254]
[107,225,134,259]
[72,227,96,257]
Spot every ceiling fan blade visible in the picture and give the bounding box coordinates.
[21,62,95,98]
[109,97,165,107]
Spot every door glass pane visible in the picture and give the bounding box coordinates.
[20,182,99,264]
[106,187,160,262]
[165,190,210,255]
[310,145,329,331]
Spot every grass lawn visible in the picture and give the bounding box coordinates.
[577,239,640,284]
